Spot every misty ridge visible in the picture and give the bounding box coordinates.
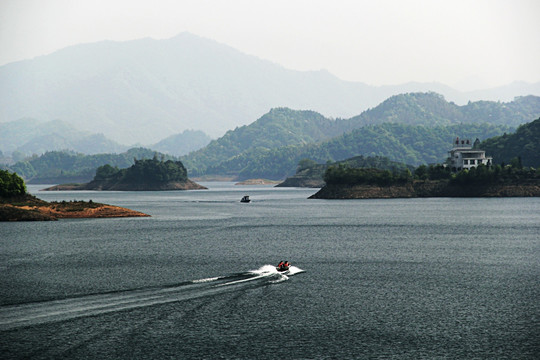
[1,32,540,149]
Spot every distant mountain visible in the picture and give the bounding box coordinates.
[16,132,127,156]
[378,81,540,106]
[0,118,127,155]
[1,118,72,153]
[462,81,540,104]
[480,118,540,167]
[182,93,538,178]
[151,130,212,156]
[2,32,539,144]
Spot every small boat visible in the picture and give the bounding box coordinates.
[276,262,291,273]
[240,195,251,203]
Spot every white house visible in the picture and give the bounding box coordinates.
[447,137,492,172]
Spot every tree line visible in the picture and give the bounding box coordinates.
[92,156,188,185]
[324,160,539,187]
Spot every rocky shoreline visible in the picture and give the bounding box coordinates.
[309,180,540,199]
[235,179,281,185]
[42,179,206,191]
[0,195,150,221]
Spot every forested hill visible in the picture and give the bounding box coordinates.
[181,93,538,177]
[80,158,205,191]
[181,108,345,174]
[345,93,540,129]
[480,118,540,167]
[5,93,539,183]
[200,122,511,180]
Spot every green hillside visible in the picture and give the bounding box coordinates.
[347,93,540,128]
[190,122,511,180]
[348,92,463,127]
[182,93,538,178]
[5,93,538,183]
[318,122,511,165]
[480,118,540,167]
[181,107,343,174]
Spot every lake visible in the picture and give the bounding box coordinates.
[1,183,539,359]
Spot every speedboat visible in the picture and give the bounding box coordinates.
[240,195,250,203]
[276,265,290,273]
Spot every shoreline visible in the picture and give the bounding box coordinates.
[0,195,150,221]
[41,179,207,191]
[309,180,540,199]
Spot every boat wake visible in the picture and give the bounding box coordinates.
[0,265,304,331]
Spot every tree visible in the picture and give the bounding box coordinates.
[95,164,120,180]
[0,170,27,198]
[297,158,318,172]
[414,165,428,180]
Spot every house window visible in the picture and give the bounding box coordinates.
[464,160,468,165]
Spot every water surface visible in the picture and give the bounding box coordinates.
[1,183,538,359]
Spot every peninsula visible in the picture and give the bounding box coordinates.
[310,179,540,199]
[1,170,149,221]
[309,164,540,199]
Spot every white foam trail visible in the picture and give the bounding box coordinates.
[215,274,268,287]
[0,284,225,331]
[249,264,280,275]
[0,266,304,331]
[270,274,289,283]
[192,277,219,283]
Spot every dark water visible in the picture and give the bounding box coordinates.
[1,183,539,359]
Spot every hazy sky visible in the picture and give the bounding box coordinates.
[1,0,539,90]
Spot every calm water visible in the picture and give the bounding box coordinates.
[1,183,539,359]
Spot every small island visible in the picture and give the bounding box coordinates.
[1,170,149,221]
[43,157,207,191]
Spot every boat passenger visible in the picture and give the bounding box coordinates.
[277,261,284,269]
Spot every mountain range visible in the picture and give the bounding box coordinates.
[4,92,539,183]
[0,119,211,161]
[0,118,126,157]
[181,93,540,178]
[1,32,539,145]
